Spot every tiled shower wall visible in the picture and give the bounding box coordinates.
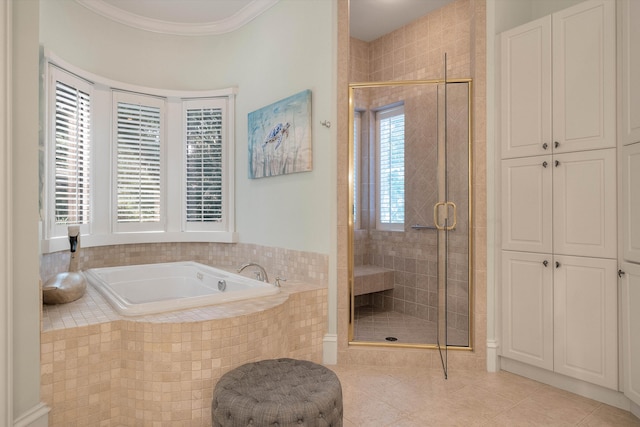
[340,0,486,367]
[349,7,471,331]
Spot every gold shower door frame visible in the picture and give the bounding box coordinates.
[347,79,474,352]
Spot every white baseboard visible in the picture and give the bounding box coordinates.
[631,401,640,420]
[501,357,631,411]
[14,402,49,427]
[322,333,338,365]
[486,340,500,372]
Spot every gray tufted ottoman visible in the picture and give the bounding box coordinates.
[212,358,343,427]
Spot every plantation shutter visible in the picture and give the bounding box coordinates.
[378,106,405,227]
[185,106,224,224]
[353,111,360,228]
[53,77,91,228]
[115,95,163,225]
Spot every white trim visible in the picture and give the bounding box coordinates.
[44,50,238,100]
[632,401,640,420]
[13,402,50,427]
[41,231,239,253]
[486,339,500,372]
[501,357,632,411]
[75,0,279,36]
[0,0,13,424]
[322,334,338,365]
[486,0,498,374]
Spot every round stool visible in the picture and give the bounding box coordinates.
[212,358,343,427]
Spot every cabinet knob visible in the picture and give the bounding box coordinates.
[555,141,560,148]
[542,161,548,168]
[555,160,560,167]
[618,269,626,278]
[555,261,561,268]
[542,143,549,150]
[543,260,549,267]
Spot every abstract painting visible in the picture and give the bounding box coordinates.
[248,89,312,179]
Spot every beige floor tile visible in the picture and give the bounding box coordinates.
[331,364,640,427]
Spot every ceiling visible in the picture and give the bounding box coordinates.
[76,0,455,40]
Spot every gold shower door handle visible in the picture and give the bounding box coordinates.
[433,201,457,231]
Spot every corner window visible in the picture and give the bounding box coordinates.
[376,105,405,231]
[43,55,236,252]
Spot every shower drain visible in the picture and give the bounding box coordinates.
[385,337,398,342]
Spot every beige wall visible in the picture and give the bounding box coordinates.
[337,0,487,368]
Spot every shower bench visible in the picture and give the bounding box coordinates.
[353,265,394,296]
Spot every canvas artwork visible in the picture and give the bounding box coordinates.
[248,90,312,179]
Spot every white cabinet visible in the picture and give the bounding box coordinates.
[618,0,640,146]
[553,149,617,258]
[501,251,553,370]
[621,143,640,263]
[500,0,615,159]
[501,251,618,389]
[552,0,616,154]
[621,262,640,407]
[502,149,616,259]
[499,0,618,392]
[553,255,618,389]
[501,156,552,253]
[500,16,552,159]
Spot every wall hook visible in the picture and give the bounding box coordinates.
[320,120,331,128]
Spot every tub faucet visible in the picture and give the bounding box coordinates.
[237,262,269,283]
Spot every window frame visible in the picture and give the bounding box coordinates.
[375,104,405,232]
[42,51,237,253]
[112,90,166,233]
[182,98,232,233]
[45,65,94,239]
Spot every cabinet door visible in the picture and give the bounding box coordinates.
[501,156,552,253]
[553,0,616,153]
[501,251,553,370]
[622,143,640,263]
[500,16,552,159]
[621,262,640,407]
[618,0,640,145]
[553,149,616,258]
[553,255,617,390]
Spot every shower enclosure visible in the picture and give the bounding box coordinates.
[348,79,473,370]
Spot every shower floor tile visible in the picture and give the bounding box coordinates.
[353,305,469,346]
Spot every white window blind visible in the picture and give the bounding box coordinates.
[51,67,92,235]
[377,105,405,230]
[353,111,361,228]
[114,93,163,227]
[185,104,224,224]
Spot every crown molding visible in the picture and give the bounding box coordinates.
[75,0,279,36]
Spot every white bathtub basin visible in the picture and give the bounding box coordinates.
[83,261,279,316]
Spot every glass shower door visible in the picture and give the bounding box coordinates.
[348,80,472,371]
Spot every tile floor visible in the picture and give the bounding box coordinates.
[353,305,469,347]
[329,364,640,426]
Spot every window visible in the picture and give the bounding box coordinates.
[43,55,236,252]
[353,110,361,229]
[113,92,164,231]
[48,66,92,238]
[184,99,228,231]
[376,105,405,231]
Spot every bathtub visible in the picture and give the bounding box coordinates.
[83,261,279,316]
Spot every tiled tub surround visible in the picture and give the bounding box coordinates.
[40,243,328,426]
